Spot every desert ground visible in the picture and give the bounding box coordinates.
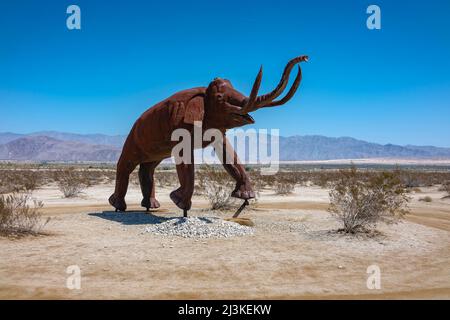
[1,169,449,299]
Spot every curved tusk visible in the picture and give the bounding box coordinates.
[251,55,308,109]
[260,65,302,108]
[241,65,263,113]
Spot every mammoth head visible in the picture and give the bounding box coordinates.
[204,55,309,129]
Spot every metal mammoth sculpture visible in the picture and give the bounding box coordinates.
[109,55,308,216]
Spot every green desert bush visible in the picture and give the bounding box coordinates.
[328,166,409,234]
[0,192,48,237]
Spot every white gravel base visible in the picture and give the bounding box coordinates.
[144,216,254,238]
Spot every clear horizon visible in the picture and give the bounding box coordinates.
[1,1,450,147]
[1,130,449,149]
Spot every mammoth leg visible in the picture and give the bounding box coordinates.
[109,153,138,212]
[216,136,255,200]
[139,161,161,211]
[170,151,195,215]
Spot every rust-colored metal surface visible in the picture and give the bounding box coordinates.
[109,56,308,214]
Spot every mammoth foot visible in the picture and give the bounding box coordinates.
[231,184,255,200]
[170,189,192,211]
[109,194,127,212]
[141,197,160,211]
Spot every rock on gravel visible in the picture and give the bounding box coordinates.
[144,217,254,238]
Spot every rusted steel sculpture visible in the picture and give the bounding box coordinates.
[109,55,308,214]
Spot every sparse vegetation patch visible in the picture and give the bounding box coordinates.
[328,166,409,234]
[53,168,89,198]
[0,192,48,237]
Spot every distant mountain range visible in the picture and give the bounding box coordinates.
[277,135,450,161]
[0,131,125,148]
[0,131,449,162]
[0,135,120,162]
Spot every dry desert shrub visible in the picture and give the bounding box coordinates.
[247,172,265,198]
[102,170,116,183]
[205,181,233,209]
[400,170,422,188]
[313,171,334,188]
[130,171,140,186]
[272,167,450,190]
[155,171,178,188]
[328,166,409,234]
[83,169,108,186]
[197,165,234,210]
[258,174,276,189]
[270,172,296,195]
[53,168,89,198]
[0,169,43,194]
[274,181,295,195]
[0,192,48,237]
[399,170,450,188]
[95,169,119,185]
[440,181,450,198]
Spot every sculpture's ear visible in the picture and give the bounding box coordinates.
[183,96,205,124]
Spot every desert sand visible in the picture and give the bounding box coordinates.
[0,183,449,299]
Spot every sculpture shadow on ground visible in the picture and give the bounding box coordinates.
[89,211,174,226]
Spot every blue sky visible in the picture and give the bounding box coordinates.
[1,0,449,146]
